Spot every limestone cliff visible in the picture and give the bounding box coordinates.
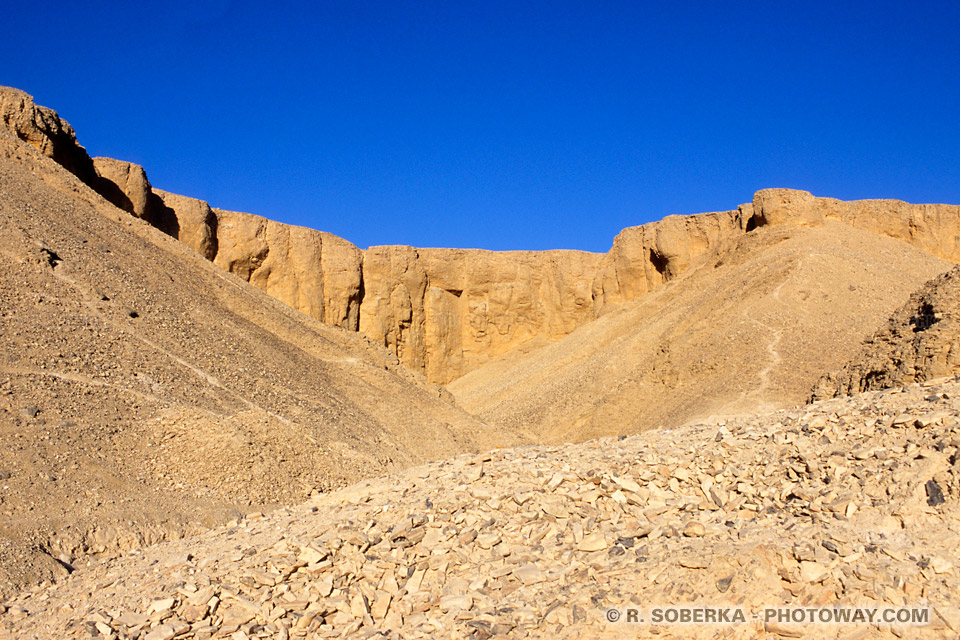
[361,247,601,383]
[92,157,153,219]
[152,190,219,261]
[214,208,363,330]
[0,87,97,187]
[591,207,748,314]
[5,87,960,386]
[592,188,960,314]
[755,187,960,262]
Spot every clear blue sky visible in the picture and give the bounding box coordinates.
[3,1,958,251]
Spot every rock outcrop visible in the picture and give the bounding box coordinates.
[593,188,960,314]
[361,247,602,383]
[754,187,960,262]
[92,157,153,219]
[450,221,952,443]
[591,207,748,314]
[151,190,219,261]
[812,265,960,400]
[0,86,97,187]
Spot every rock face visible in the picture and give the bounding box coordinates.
[0,86,97,187]
[813,266,960,400]
[7,376,960,639]
[591,207,748,314]
[151,190,219,261]
[361,247,602,383]
[755,187,960,262]
[92,157,153,219]
[213,209,363,330]
[5,88,960,388]
[594,188,960,315]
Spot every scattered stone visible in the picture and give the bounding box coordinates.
[926,479,946,506]
[4,377,960,640]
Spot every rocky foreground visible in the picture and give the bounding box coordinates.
[3,380,960,639]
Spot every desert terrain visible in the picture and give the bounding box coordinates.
[1,87,959,639]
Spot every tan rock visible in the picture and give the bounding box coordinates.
[0,86,97,186]
[592,207,745,314]
[814,266,960,399]
[360,246,602,383]
[153,190,218,260]
[214,208,363,329]
[93,157,154,219]
[799,561,829,583]
[577,534,606,552]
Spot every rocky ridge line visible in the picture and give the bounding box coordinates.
[4,86,960,384]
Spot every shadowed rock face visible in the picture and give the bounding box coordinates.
[0,87,98,187]
[812,265,960,399]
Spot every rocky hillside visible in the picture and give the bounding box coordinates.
[450,221,951,443]
[812,266,960,400]
[0,104,517,600]
[7,87,960,386]
[5,377,959,639]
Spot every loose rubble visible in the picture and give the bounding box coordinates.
[814,264,960,400]
[4,377,960,639]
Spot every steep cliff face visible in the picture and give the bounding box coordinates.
[214,208,363,330]
[592,188,960,314]
[152,190,219,261]
[92,157,152,218]
[812,265,960,400]
[754,187,960,261]
[360,247,601,383]
[591,207,748,314]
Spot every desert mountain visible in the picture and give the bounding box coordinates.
[450,204,955,443]
[10,86,960,398]
[4,87,960,638]
[0,90,516,599]
[813,265,960,400]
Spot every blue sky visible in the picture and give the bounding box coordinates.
[3,1,958,251]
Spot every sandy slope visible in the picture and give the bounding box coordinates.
[0,128,518,598]
[449,222,952,443]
